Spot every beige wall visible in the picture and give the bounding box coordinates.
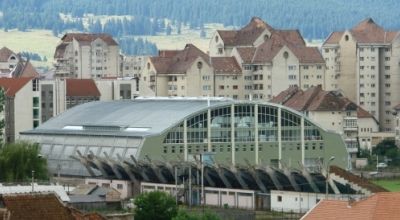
[271,46,299,96]
[358,117,379,150]
[337,31,357,102]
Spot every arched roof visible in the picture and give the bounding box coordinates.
[22,98,324,138]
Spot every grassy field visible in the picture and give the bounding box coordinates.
[372,179,400,192]
[0,29,59,67]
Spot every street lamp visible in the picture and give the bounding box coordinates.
[325,156,335,199]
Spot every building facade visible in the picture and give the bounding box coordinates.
[21,98,349,176]
[0,47,39,78]
[271,86,379,160]
[54,33,120,79]
[322,18,400,132]
[0,78,40,142]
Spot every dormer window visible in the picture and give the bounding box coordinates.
[345,35,349,41]
[264,34,269,40]
[9,56,16,60]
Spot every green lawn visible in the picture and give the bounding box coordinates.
[0,29,59,67]
[372,179,400,192]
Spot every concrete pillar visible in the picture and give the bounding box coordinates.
[208,108,211,152]
[278,107,282,169]
[301,117,305,165]
[255,104,259,165]
[184,119,188,161]
[231,104,235,165]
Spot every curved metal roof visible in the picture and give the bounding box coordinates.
[22,98,323,137]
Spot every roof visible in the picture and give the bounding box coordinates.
[323,18,399,45]
[246,30,323,64]
[211,57,241,74]
[217,17,274,46]
[22,98,313,138]
[236,47,256,63]
[0,47,15,62]
[302,192,400,220]
[1,193,106,220]
[18,61,39,78]
[0,184,70,202]
[54,43,68,59]
[61,33,118,46]
[65,79,101,97]
[150,44,210,74]
[271,86,358,112]
[0,77,32,97]
[357,107,374,118]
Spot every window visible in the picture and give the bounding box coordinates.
[288,65,296,71]
[32,79,39,91]
[117,184,123,189]
[385,57,390,61]
[371,57,375,61]
[288,75,296,80]
[277,196,282,202]
[371,83,375,88]
[215,35,219,42]
[233,85,238,90]
[360,66,364,70]
[317,65,322,69]
[385,66,390,70]
[385,83,391,88]
[371,48,375,52]
[303,65,309,70]
[385,48,391,52]
[345,35,349,41]
[33,97,39,107]
[360,57,364,61]
[219,85,224,90]
[371,66,375,70]
[218,48,223,54]
[324,49,329,53]
[385,75,390,79]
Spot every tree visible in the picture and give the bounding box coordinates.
[0,142,48,182]
[134,191,178,220]
[372,139,400,166]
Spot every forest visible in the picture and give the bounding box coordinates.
[0,0,399,54]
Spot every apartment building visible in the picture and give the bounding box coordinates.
[271,85,379,160]
[322,18,400,131]
[142,44,243,98]
[0,47,39,78]
[0,78,40,142]
[121,55,148,78]
[40,78,140,122]
[210,17,326,100]
[54,33,120,79]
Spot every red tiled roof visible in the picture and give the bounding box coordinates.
[66,79,100,97]
[323,18,399,45]
[211,57,241,74]
[236,47,256,63]
[150,44,210,74]
[0,77,32,97]
[1,193,106,220]
[0,47,15,62]
[271,86,358,112]
[158,50,181,58]
[357,106,374,118]
[61,33,118,46]
[217,17,274,46]
[19,61,39,78]
[302,192,400,220]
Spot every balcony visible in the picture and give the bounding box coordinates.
[343,117,358,131]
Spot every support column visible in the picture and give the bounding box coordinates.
[207,108,211,152]
[301,117,305,165]
[231,104,235,165]
[184,119,188,161]
[278,107,282,169]
[255,104,259,165]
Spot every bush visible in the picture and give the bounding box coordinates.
[172,210,220,220]
[134,191,178,220]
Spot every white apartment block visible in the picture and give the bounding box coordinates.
[0,78,40,142]
[271,85,379,160]
[54,33,120,79]
[141,17,326,101]
[121,55,148,78]
[211,17,326,100]
[322,18,400,132]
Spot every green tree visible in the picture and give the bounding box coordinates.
[0,142,48,182]
[373,139,400,166]
[134,191,178,220]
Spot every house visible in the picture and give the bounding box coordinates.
[301,192,400,220]
[69,184,122,210]
[322,18,400,132]
[54,33,120,79]
[0,47,39,78]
